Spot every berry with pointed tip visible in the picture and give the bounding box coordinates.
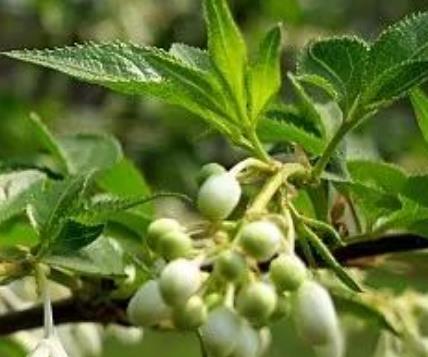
[199,306,241,357]
[159,259,202,306]
[146,218,182,252]
[214,250,247,282]
[158,230,193,260]
[269,254,307,292]
[173,295,207,330]
[197,172,241,221]
[127,280,171,327]
[236,282,277,326]
[293,281,339,345]
[239,221,282,261]
[197,163,226,185]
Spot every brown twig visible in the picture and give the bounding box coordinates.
[0,233,427,336]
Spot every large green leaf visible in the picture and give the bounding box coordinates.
[362,12,428,108]
[297,36,369,115]
[346,160,407,195]
[0,170,46,225]
[3,42,235,136]
[59,133,123,175]
[410,88,428,143]
[247,25,282,122]
[169,43,212,71]
[203,0,247,113]
[257,107,325,155]
[44,236,125,277]
[28,114,123,175]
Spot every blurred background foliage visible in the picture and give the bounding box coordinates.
[0,0,427,356]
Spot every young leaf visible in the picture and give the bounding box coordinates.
[29,113,70,174]
[363,12,428,108]
[0,170,46,225]
[43,236,125,277]
[410,88,428,143]
[297,36,369,115]
[59,133,123,174]
[203,0,247,113]
[247,25,282,122]
[3,42,235,136]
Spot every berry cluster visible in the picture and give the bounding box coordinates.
[127,162,341,356]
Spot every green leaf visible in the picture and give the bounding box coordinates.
[44,236,125,277]
[297,36,369,115]
[59,133,123,174]
[410,88,428,143]
[0,338,26,357]
[28,175,91,255]
[363,12,428,108]
[288,73,326,139]
[347,160,407,195]
[49,220,104,254]
[3,42,235,136]
[203,0,247,111]
[29,113,70,174]
[330,287,399,334]
[247,25,282,122]
[169,43,212,71]
[257,108,325,155]
[0,170,46,225]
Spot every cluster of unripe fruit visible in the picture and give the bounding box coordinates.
[127,163,342,356]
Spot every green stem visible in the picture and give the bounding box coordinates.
[311,120,354,180]
[248,129,271,163]
[248,163,305,215]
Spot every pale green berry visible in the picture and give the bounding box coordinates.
[236,282,277,325]
[159,259,202,306]
[173,295,207,330]
[269,254,307,292]
[197,172,241,221]
[158,230,193,260]
[214,250,247,282]
[127,280,171,327]
[205,293,223,309]
[197,163,226,185]
[270,293,292,322]
[230,322,260,357]
[146,218,182,252]
[239,221,282,262]
[199,306,241,357]
[293,281,339,345]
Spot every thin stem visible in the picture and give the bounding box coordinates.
[35,264,54,338]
